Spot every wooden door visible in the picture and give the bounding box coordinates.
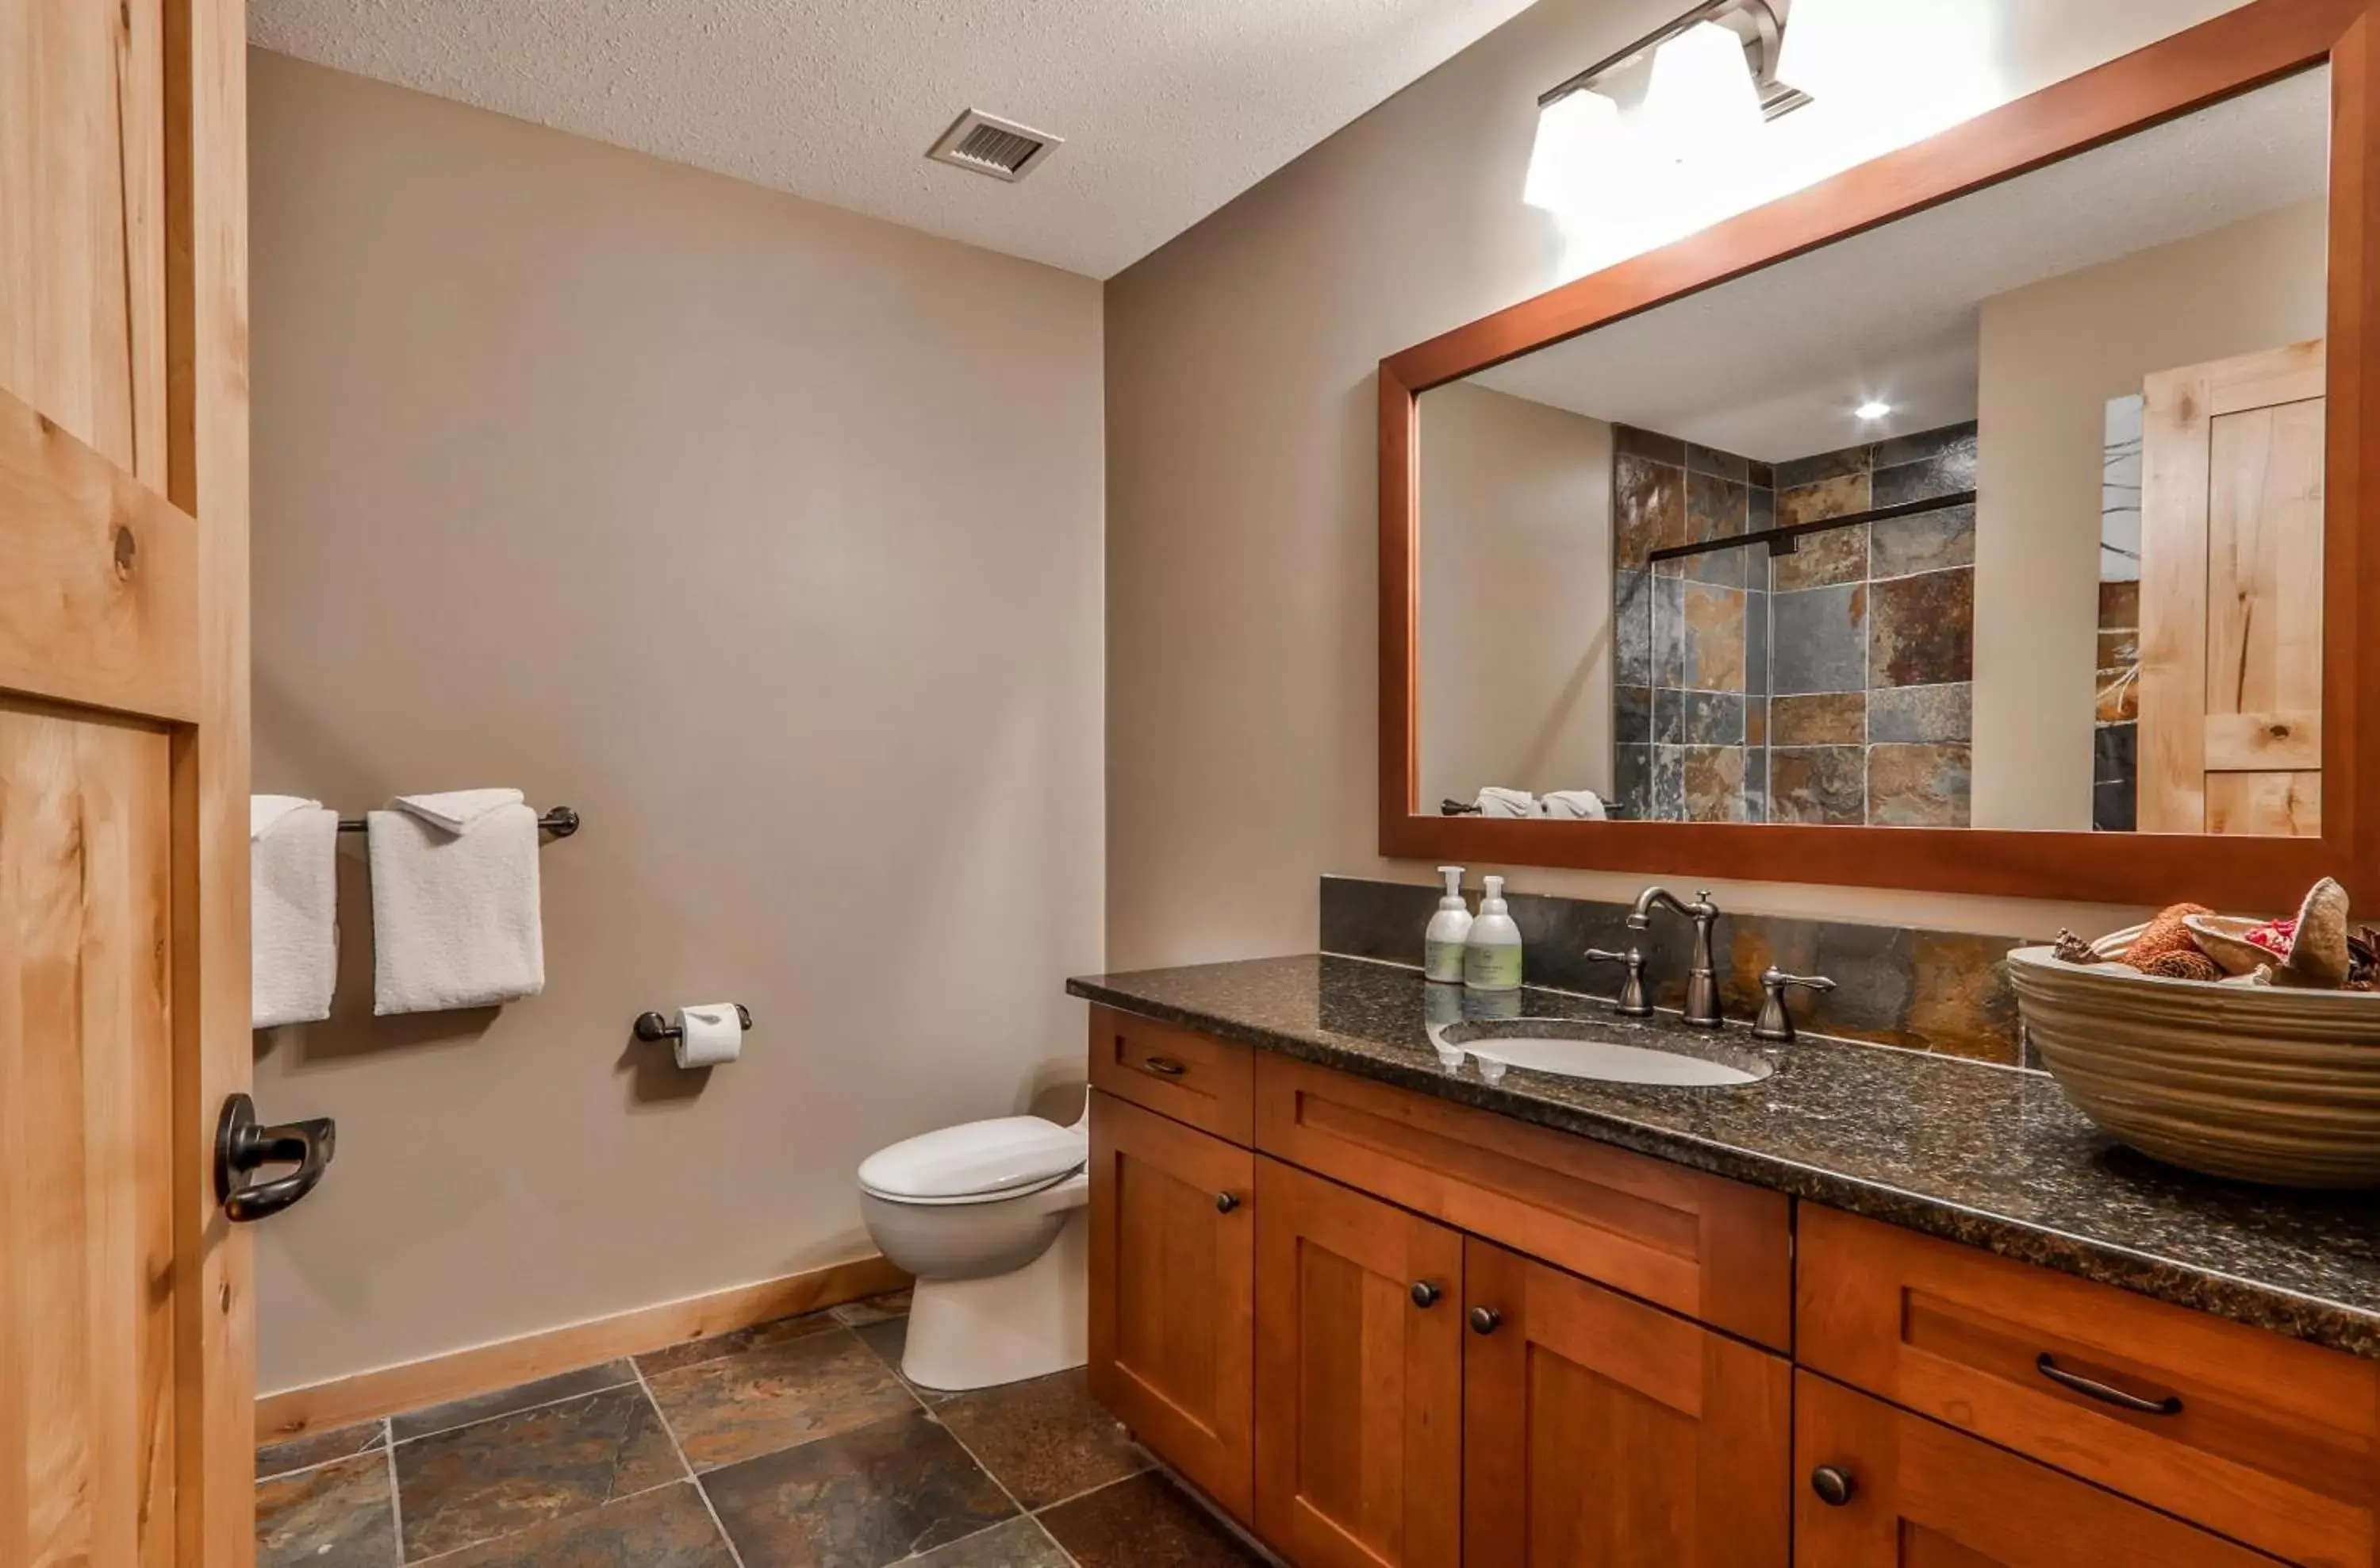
[1088,1090,1256,1520]
[1795,1372,2280,1565]
[1462,1239,1788,1567]
[0,1,254,1563]
[1253,1158,1461,1567]
[2139,339,2326,836]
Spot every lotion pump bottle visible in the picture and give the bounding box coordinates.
[1424,867,1472,983]
[1464,875,1523,992]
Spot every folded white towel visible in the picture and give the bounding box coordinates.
[393,788,525,835]
[1476,787,1539,819]
[369,796,545,1016]
[1542,790,1607,821]
[251,797,340,1028]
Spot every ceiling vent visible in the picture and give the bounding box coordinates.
[928,110,1062,183]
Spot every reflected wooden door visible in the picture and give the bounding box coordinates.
[2139,339,2326,836]
[0,0,255,1562]
[1253,1158,1461,1567]
[1461,1239,1789,1567]
[1087,1091,1256,1519]
[1795,1373,2278,1565]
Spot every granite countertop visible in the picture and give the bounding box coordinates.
[1068,954,2380,1361]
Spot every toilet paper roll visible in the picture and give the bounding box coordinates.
[676,1003,743,1069]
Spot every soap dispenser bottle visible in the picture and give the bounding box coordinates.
[1464,875,1523,992]
[1424,867,1472,983]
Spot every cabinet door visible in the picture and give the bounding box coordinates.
[1088,1090,1256,1520]
[1253,1159,1463,1567]
[1795,1372,2280,1566]
[1463,1239,1788,1567]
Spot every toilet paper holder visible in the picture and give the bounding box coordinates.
[634,1005,754,1043]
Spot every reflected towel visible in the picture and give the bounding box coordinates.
[1475,788,1539,819]
[1541,790,1606,821]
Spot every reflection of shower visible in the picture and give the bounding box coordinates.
[1611,421,1979,828]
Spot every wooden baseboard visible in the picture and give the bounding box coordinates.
[256,1253,910,1445]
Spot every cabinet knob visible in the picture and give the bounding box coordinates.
[1215,1191,1240,1214]
[1810,1466,1855,1508]
[1410,1281,1441,1309]
[1468,1305,1501,1335]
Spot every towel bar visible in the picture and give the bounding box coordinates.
[336,805,581,838]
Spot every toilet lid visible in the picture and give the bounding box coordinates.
[858,1116,1087,1202]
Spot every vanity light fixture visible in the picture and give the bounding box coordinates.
[1855,399,1892,420]
[1526,0,1805,210]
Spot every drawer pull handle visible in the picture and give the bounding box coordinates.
[1215,1191,1241,1214]
[1411,1281,1441,1309]
[2035,1353,2182,1416]
[1468,1305,1501,1335]
[1810,1466,1855,1508]
[1142,1055,1188,1077]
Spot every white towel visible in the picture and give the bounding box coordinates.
[251,796,340,1028]
[1542,790,1607,821]
[1476,787,1539,819]
[368,794,545,1015]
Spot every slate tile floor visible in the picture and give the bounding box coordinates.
[256,1292,1272,1567]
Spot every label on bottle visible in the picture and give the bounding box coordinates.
[1464,942,1522,991]
[1424,938,1467,983]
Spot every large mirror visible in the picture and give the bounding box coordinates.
[1415,65,2329,842]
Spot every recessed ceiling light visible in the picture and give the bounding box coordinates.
[1855,400,1892,421]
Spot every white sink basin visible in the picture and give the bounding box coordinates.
[1434,1020,1772,1087]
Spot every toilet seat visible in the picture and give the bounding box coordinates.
[858,1116,1087,1206]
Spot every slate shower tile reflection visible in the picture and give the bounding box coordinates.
[1869,502,1975,578]
[1681,746,1747,822]
[1868,683,1971,744]
[1679,582,1745,691]
[1770,584,1867,694]
[1769,692,1865,746]
[1870,569,1974,687]
[1868,744,1972,827]
[1769,521,1867,590]
[1614,569,1654,687]
[1769,746,1867,824]
[1615,684,1653,747]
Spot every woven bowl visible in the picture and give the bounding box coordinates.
[2007,945,2380,1187]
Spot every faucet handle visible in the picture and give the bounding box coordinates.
[1752,967,1836,1043]
[1583,947,1654,1019]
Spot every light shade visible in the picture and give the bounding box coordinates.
[1642,21,1764,167]
[1524,88,1624,213]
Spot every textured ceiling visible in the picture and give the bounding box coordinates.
[249,0,1541,279]
[1469,65,2330,460]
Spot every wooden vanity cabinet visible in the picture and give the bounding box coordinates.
[1087,1090,1256,1519]
[1464,1239,1790,1566]
[1795,1373,2279,1566]
[1253,1157,1464,1567]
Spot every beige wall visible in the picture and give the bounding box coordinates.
[1418,382,1613,808]
[1975,198,2329,830]
[248,52,1104,1393]
[1105,0,2251,969]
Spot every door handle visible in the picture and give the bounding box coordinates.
[215,1094,337,1223]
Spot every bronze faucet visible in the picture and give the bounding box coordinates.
[1626,886,1722,1027]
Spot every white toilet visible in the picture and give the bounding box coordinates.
[856,1100,1089,1393]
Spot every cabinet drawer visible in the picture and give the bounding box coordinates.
[1798,1205,2376,1568]
[1796,1372,2280,1566]
[1254,1054,1791,1349]
[1088,1005,1254,1144]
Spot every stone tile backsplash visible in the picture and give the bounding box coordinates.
[1319,874,2040,1066]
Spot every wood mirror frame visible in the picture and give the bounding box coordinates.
[1380,0,2380,909]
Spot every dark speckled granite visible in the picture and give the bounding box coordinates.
[1066,954,2380,1362]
